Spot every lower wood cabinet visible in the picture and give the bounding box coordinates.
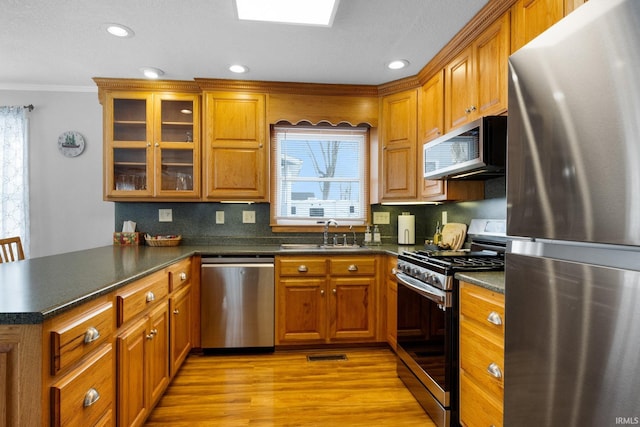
[276,255,381,345]
[459,281,505,427]
[117,301,169,427]
[50,343,114,427]
[0,257,196,427]
[384,255,398,351]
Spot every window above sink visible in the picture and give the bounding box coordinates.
[271,125,369,230]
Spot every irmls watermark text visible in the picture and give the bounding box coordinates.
[616,417,640,425]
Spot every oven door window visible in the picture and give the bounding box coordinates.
[397,281,453,392]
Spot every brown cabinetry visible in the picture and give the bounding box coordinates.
[511,0,564,52]
[384,255,398,351]
[459,281,505,427]
[101,90,201,201]
[276,255,379,345]
[380,89,418,201]
[44,294,116,427]
[203,92,268,201]
[167,257,193,376]
[445,13,510,132]
[116,270,170,427]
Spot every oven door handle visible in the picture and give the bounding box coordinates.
[395,272,450,309]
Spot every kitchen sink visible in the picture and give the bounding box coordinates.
[279,243,362,250]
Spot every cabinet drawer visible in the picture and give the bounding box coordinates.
[279,258,327,276]
[460,369,503,427]
[51,343,114,427]
[330,257,376,276]
[168,257,192,292]
[460,282,505,337]
[116,271,168,326]
[460,320,504,399]
[50,301,114,375]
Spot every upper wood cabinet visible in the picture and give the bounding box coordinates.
[418,70,444,144]
[445,12,510,132]
[203,92,268,202]
[380,89,418,201]
[511,0,564,52]
[102,91,201,201]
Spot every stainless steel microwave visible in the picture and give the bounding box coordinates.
[423,116,507,180]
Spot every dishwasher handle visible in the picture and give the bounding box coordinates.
[201,256,274,265]
[202,263,274,269]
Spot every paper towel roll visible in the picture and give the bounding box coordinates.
[398,214,415,245]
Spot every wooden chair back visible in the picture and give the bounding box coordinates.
[0,236,25,263]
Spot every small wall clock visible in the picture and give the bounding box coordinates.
[58,131,86,157]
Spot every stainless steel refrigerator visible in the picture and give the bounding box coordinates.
[506,0,640,425]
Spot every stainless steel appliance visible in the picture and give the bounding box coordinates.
[395,220,506,427]
[423,116,507,180]
[506,0,640,424]
[200,256,275,350]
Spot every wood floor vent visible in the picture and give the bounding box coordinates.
[307,353,348,362]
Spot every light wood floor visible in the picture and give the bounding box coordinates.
[145,347,436,426]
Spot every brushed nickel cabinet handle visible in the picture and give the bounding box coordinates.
[179,272,187,280]
[146,291,156,303]
[487,362,503,379]
[173,309,180,315]
[83,388,100,407]
[487,311,503,326]
[320,289,325,296]
[151,328,158,336]
[83,326,100,344]
[297,265,308,273]
[332,288,337,295]
[347,264,358,272]
[146,333,154,340]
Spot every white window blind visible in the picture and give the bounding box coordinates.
[273,125,367,226]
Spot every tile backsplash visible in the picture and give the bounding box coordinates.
[115,178,506,246]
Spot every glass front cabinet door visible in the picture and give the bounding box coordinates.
[104,91,200,200]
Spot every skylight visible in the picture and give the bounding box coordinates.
[235,0,340,27]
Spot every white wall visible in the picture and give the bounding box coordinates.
[1,89,114,258]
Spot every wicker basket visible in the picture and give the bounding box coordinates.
[145,235,182,247]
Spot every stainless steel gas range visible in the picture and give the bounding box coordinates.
[394,219,506,427]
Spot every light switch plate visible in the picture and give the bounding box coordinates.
[159,209,173,222]
[373,211,390,224]
[215,211,225,224]
[242,211,256,224]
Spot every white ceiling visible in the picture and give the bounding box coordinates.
[1,0,489,90]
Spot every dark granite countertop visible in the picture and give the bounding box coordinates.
[1,244,413,325]
[455,271,505,294]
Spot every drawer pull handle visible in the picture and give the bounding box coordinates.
[151,328,158,336]
[487,362,503,379]
[487,311,503,326]
[320,289,325,296]
[348,264,358,272]
[146,291,156,303]
[332,288,337,295]
[297,265,308,273]
[179,272,187,280]
[173,309,180,315]
[83,327,100,344]
[83,388,100,408]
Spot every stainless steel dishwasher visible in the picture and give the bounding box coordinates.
[200,256,275,351]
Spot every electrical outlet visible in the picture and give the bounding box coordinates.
[215,211,225,224]
[442,211,448,225]
[242,210,256,224]
[373,211,390,224]
[159,209,173,222]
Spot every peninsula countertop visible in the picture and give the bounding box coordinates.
[1,244,416,324]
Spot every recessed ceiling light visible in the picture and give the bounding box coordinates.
[387,60,409,70]
[105,23,134,38]
[229,64,249,74]
[235,0,340,27]
[140,67,164,79]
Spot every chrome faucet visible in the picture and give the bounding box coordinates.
[323,219,338,246]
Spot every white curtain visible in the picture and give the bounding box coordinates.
[0,106,29,256]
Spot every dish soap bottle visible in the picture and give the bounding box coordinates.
[373,225,381,245]
[364,225,372,245]
[433,222,442,246]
